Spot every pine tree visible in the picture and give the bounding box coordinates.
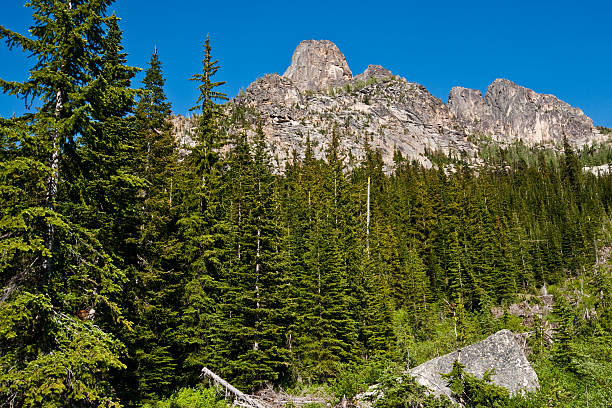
[189,34,228,175]
[562,136,582,195]
[551,294,577,370]
[174,34,229,385]
[134,47,177,218]
[402,247,431,337]
[116,48,179,403]
[221,125,290,389]
[136,49,173,132]
[66,12,142,266]
[0,2,136,405]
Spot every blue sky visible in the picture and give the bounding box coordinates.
[1,0,611,127]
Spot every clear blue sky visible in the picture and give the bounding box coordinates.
[1,0,611,127]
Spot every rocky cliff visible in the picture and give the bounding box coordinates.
[283,40,352,92]
[232,69,473,171]
[175,40,608,171]
[448,79,603,146]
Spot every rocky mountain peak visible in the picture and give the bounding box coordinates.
[283,40,352,92]
[175,40,609,173]
[353,64,394,82]
[448,78,598,145]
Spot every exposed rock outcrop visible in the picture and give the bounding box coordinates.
[283,40,352,92]
[353,64,394,83]
[448,79,604,147]
[235,71,474,172]
[174,40,610,172]
[409,330,539,400]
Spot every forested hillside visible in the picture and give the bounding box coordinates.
[1,2,612,407]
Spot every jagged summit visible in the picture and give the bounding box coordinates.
[353,64,394,82]
[176,40,609,172]
[448,78,598,144]
[283,40,352,92]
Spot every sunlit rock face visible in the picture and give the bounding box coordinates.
[409,330,540,401]
[448,78,603,147]
[283,40,352,92]
[174,40,609,172]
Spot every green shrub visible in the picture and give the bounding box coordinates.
[329,358,389,399]
[374,369,452,408]
[143,386,228,408]
[596,126,612,135]
[442,360,509,407]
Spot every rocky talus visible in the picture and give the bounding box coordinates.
[174,40,609,171]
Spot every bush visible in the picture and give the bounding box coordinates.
[143,386,228,408]
[442,360,509,407]
[328,358,389,400]
[374,369,452,408]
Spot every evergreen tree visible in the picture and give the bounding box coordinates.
[117,48,179,403]
[174,34,228,385]
[221,126,290,389]
[0,1,136,405]
[551,294,577,370]
[402,247,431,337]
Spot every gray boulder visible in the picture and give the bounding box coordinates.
[409,330,539,400]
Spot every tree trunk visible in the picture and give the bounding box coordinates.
[42,88,62,283]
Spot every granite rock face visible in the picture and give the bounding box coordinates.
[448,79,603,147]
[409,330,539,400]
[227,39,476,172]
[234,70,473,172]
[174,40,609,172]
[353,64,394,83]
[283,40,352,92]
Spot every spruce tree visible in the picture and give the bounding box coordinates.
[0,1,136,405]
[174,34,229,385]
[402,247,431,337]
[221,126,289,389]
[117,48,179,403]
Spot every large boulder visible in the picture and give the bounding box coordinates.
[409,330,539,399]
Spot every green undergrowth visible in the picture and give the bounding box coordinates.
[142,386,228,408]
[321,272,612,407]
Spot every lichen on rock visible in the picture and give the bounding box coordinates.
[409,330,539,400]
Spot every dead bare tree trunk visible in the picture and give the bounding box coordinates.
[201,367,267,408]
[366,176,370,256]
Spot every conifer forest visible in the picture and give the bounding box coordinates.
[2,2,612,407]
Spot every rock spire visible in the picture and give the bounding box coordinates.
[283,40,352,92]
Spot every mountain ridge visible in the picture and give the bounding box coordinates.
[174,40,609,171]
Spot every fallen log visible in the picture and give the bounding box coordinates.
[201,367,268,408]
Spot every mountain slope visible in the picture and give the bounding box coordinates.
[175,40,608,171]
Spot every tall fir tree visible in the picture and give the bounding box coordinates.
[0,2,137,406]
[115,48,179,403]
[174,34,229,385]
